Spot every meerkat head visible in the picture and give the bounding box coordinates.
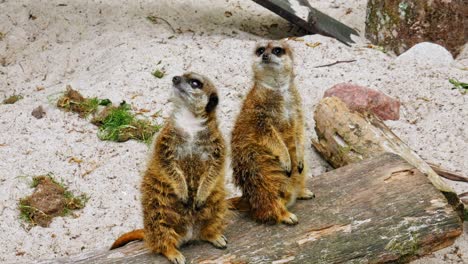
[171,72,219,116]
[253,41,294,88]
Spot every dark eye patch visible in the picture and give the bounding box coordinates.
[189,79,203,89]
[255,47,265,56]
[272,47,284,56]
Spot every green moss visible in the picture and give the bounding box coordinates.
[385,232,420,257]
[152,69,165,79]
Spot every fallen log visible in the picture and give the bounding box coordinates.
[312,97,463,214]
[428,163,468,183]
[36,154,462,263]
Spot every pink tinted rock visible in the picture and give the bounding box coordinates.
[324,83,400,120]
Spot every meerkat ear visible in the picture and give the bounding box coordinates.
[205,93,219,113]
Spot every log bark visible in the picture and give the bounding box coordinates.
[312,97,463,214]
[365,0,466,57]
[36,154,462,263]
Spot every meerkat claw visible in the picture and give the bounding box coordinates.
[209,234,228,249]
[281,212,298,225]
[298,161,304,174]
[298,189,315,200]
[167,252,186,264]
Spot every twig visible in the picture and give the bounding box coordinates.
[314,60,356,68]
[147,15,176,34]
[458,192,468,198]
[427,162,468,183]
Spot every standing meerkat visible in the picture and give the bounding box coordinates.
[110,72,228,264]
[230,41,314,225]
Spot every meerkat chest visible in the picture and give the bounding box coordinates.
[279,86,295,121]
[173,109,210,160]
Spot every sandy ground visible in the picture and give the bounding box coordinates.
[0,0,467,263]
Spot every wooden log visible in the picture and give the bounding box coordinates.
[312,97,463,213]
[428,163,468,183]
[36,154,462,263]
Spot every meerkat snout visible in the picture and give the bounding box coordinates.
[172,76,182,85]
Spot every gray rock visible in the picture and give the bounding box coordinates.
[396,42,454,67]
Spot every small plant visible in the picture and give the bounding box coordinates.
[3,94,23,104]
[449,78,468,94]
[19,174,88,227]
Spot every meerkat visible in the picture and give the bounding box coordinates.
[110,72,228,264]
[229,41,314,225]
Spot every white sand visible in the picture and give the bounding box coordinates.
[0,0,466,263]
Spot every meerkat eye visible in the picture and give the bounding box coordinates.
[272,47,284,56]
[255,47,265,56]
[189,79,203,89]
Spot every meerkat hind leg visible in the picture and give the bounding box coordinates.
[251,194,299,225]
[199,216,228,249]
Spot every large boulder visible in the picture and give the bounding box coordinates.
[365,0,466,57]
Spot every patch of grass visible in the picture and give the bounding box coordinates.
[94,103,161,142]
[0,32,5,41]
[449,78,468,94]
[3,94,23,104]
[18,174,88,227]
[57,85,161,143]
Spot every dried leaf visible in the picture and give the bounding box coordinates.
[306,42,322,48]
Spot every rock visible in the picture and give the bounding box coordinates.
[395,42,454,67]
[324,83,400,120]
[365,0,465,57]
[31,105,46,119]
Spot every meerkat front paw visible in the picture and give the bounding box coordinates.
[165,250,186,264]
[281,212,298,225]
[194,198,206,211]
[208,234,228,249]
[298,189,315,200]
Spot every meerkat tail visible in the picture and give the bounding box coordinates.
[110,229,145,250]
[227,196,251,212]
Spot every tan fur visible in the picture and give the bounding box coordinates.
[111,72,228,264]
[230,41,314,225]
